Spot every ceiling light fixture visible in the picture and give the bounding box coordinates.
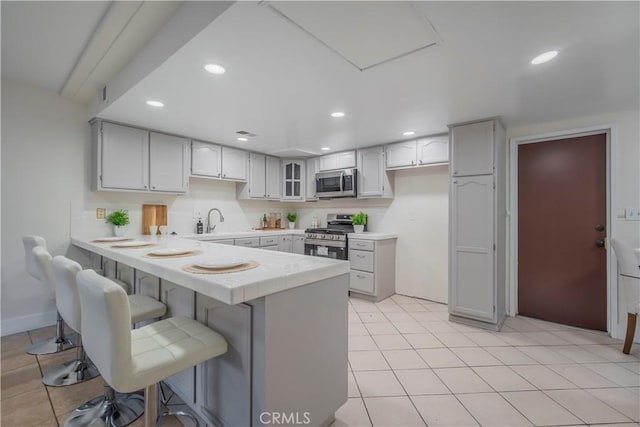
[330,112,345,118]
[204,63,226,74]
[403,131,416,136]
[321,147,331,151]
[531,50,558,65]
[237,137,249,142]
[146,100,164,108]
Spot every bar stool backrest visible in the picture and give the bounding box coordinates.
[52,256,83,333]
[77,269,133,389]
[23,235,46,280]
[611,238,640,314]
[33,247,56,298]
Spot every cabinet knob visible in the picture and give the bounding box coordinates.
[453,180,458,184]
[144,185,147,189]
[419,160,423,164]
[223,174,226,178]
[152,186,155,189]
[218,173,221,177]
[411,160,415,165]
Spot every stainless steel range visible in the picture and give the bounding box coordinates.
[304,214,364,260]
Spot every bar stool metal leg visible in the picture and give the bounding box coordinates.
[63,384,144,427]
[42,335,100,386]
[27,312,76,355]
[147,383,200,427]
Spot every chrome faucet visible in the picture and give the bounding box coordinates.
[206,208,225,233]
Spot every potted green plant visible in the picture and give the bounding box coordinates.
[105,209,130,237]
[350,212,367,233]
[286,212,297,229]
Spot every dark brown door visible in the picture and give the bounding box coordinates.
[518,134,607,331]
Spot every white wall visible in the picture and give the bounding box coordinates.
[292,165,450,303]
[0,80,288,335]
[506,110,640,340]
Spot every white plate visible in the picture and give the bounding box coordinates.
[148,248,192,256]
[195,257,247,269]
[94,237,132,242]
[112,241,154,247]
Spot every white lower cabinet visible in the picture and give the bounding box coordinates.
[160,280,196,404]
[278,235,293,253]
[348,238,396,302]
[116,264,134,293]
[195,296,252,427]
[293,235,305,254]
[259,236,279,247]
[101,257,117,281]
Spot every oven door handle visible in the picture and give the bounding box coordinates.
[340,171,345,192]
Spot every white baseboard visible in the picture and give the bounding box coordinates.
[1,310,57,337]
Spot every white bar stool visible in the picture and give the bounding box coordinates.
[34,251,101,387]
[611,238,640,354]
[61,270,170,426]
[23,235,76,355]
[75,270,228,427]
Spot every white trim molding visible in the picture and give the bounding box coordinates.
[508,124,621,339]
[1,310,58,337]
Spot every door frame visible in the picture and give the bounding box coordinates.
[508,124,618,336]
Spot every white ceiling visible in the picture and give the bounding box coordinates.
[1,1,182,104]
[1,0,110,93]
[96,1,638,155]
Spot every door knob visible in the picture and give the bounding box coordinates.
[595,239,605,248]
[594,224,605,232]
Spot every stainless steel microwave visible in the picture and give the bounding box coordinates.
[315,169,357,198]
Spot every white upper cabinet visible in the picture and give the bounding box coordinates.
[249,153,266,198]
[451,120,494,176]
[319,150,356,171]
[265,156,282,200]
[282,159,305,200]
[98,122,149,191]
[385,141,417,169]
[191,141,221,178]
[357,146,392,198]
[221,147,248,181]
[305,157,319,201]
[417,134,449,166]
[149,132,189,193]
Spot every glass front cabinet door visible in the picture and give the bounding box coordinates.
[282,160,305,200]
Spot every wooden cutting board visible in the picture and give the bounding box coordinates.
[142,204,167,235]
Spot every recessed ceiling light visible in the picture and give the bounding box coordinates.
[403,131,416,136]
[330,112,345,118]
[237,137,248,142]
[146,100,164,108]
[321,147,331,151]
[531,50,558,65]
[204,63,226,74]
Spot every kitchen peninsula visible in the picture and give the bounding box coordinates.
[72,236,350,427]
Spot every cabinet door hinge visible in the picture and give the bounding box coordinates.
[99,174,102,181]
[493,305,496,313]
[493,243,496,251]
[493,182,496,189]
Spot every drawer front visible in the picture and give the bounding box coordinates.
[350,270,374,294]
[261,245,279,251]
[350,239,374,251]
[260,236,279,246]
[349,249,374,272]
[209,239,234,246]
[234,237,259,248]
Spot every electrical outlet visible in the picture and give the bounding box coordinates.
[193,208,202,219]
[96,208,106,219]
[625,208,640,221]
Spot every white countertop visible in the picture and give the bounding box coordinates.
[347,232,398,240]
[72,236,349,305]
[180,229,306,240]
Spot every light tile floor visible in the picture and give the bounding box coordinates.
[337,294,640,427]
[2,294,639,427]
